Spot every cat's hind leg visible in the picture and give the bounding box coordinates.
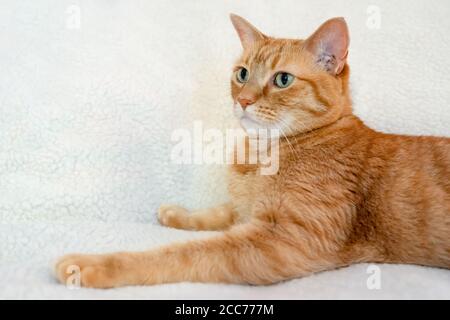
[158,203,238,231]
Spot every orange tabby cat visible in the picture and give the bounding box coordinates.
[55,14,450,288]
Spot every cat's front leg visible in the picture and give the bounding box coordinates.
[158,203,238,231]
[55,252,143,288]
[55,221,341,288]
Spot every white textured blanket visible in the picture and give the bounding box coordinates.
[0,0,449,299]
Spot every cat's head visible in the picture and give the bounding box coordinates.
[230,14,352,136]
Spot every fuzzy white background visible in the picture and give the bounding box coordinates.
[0,0,449,299]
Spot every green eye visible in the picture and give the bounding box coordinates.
[236,67,249,83]
[274,72,294,88]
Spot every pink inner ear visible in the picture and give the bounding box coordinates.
[306,18,350,75]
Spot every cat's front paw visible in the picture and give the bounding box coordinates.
[55,253,126,288]
[158,204,191,230]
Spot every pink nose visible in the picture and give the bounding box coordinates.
[237,97,255,109]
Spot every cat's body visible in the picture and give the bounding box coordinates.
[230,115,450,271]
[55,14,449,288]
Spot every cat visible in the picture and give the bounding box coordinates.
[55,14,450,288]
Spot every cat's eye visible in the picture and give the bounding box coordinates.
[236,67,250,83]
[274,72,294,88]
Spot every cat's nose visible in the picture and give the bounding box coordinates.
[237,97,255,109]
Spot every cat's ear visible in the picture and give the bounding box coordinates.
[230,14,265,49]
[305,17,350,75]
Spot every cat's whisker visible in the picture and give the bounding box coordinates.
[276,118,300,160]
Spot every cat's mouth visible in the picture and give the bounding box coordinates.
[237,110,289,139]
[234,103,278,134]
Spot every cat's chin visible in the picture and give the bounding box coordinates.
[239,116,264,133]
[239,116,257,127]
[238,116,282,138]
